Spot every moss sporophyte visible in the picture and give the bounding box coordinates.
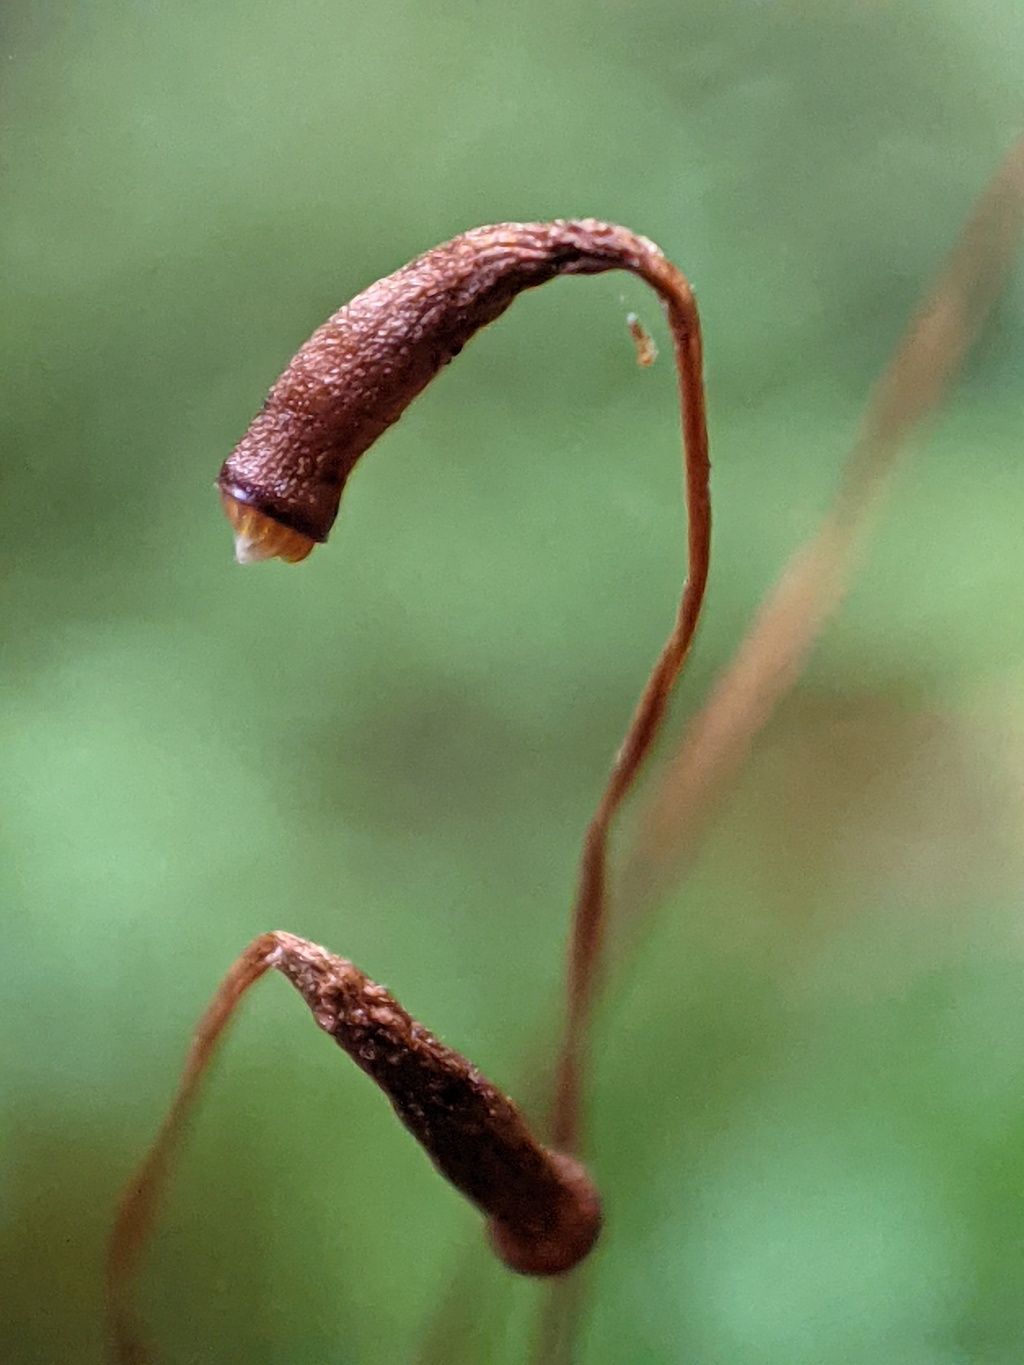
[108,156,1024,1362]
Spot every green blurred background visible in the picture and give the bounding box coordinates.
[4,2,1024,1361]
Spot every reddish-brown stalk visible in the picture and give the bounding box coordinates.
[216,219,710,1152]
[624,137,1024,919]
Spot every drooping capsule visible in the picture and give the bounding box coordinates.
[217,219,706,565]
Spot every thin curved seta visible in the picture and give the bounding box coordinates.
[215,218,711,1157]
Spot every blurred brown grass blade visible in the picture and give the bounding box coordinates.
[623,136,1024,913]
[419,139,1024,1365]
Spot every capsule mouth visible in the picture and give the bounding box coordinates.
[219,491,316,565]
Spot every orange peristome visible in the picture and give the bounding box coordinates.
[219,491,317,564]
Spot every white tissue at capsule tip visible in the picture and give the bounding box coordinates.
[233,531,274,565]
[218,487,318,564]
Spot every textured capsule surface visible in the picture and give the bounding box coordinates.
[217,219,685,557]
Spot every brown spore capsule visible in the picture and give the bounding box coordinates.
[106,930,605,1365]
[217,219,706,561]
[268,933,602,1276]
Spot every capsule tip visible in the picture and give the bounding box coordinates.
[219,490,316,565]
[487,1152,602,1276]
